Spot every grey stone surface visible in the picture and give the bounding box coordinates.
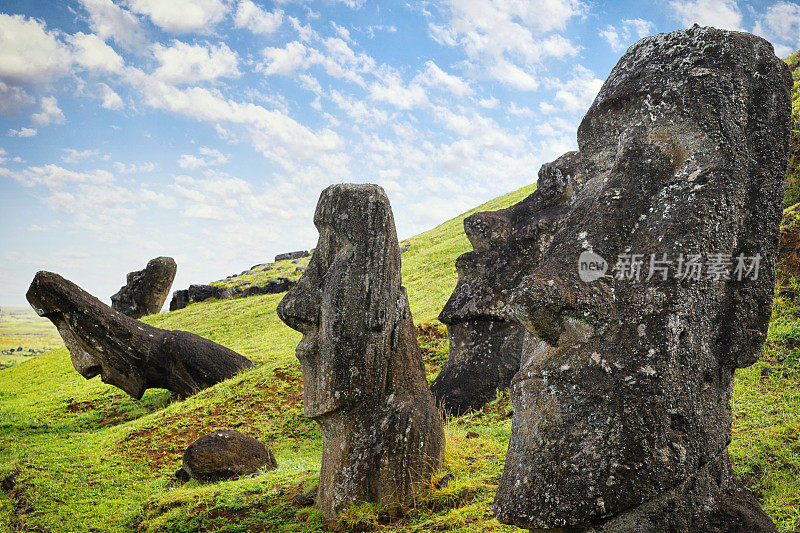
[111,257,176,319]
[434,151,588,415]
[277,184,445,522]
[493,26,790,531]
[179,430,276,483]
[27,272,252,399]
[275,250,309,262]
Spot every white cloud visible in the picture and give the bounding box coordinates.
[479,96,499,108]
[260,37,375,87]
[0,82,33,117]
[369,73,428,110]
[128,0,228,33]
[541,65,603,114]
[429,0,583,89]
[113,161,157,173]
[62,149,101,163]
[153,41,240,84]
[234,1,283,35]
[669,0,742,30]
[68,32,125,73]
[7,128,37,138]
[78,0,148,52]
[0,164,112,187]
[178,147,229,169]
[172,174,252,220]
[754,2,800,55]
[31,96,65,126]
[600,18,655,52]
[329,89,389,125]
[98,83,124,110]
[0,14,71,85]
[415,61,472,96]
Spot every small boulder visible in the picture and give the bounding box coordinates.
[180,430,277,483]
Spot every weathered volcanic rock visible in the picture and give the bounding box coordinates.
[277,184,445,522]
[493,26,790,532]
[27,271,253,399]
[188,284,230,303]
[111,257,177,319]
[178,430,277,483]
[275,250,309,262]
[434,151,589,415]
[169,289,189,311]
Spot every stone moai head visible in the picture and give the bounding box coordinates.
[493,26,791,530]
[433,151,589,415]
[277,184,445,522]
[27,271,252,399]
[277,183,402,417]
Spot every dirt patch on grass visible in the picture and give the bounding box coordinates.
[119,367,305,473]
[417,323,448,376]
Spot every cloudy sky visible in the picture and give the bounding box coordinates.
[1,0,798,307]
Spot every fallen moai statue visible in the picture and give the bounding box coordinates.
[111,256,176,319]
[492,26,790,532]
[27,271,253,399]
[434,150,589,415]
[277,184,445,522]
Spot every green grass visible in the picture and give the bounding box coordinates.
[0,307,63,366]
[1,179,798,532]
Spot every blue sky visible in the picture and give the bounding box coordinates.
[1,0,799,307]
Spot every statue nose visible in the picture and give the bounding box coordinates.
[277,281,321,334]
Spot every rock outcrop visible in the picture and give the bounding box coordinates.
[277,184,445,522]
[168,279,297,311]
[275,250,309,262]
[111,257,177,319]
[177,430,277,483]
[434,151,589,415]
[27,271,253,399]
[493,26,790,531]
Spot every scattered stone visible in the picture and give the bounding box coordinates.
[169,289,189,311]
[178,430,277,483]
[493,26,789,532]
[295,267,305,272]
[761,367,774,378]
[465,431,479,439]
[277,184,445,522]
[291,259,299,264]
[188,284,230,303]
[276,267,285,271]
[399,243,410,254]
[275,250,309,262]
[111,257,177,319]
[250,263,267,270]
[433,151,587,416]
[292,491,315,507]
[27,271,253,399]
[435,474,455,489]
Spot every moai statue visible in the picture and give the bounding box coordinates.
[111,256,177,318]
[27,271,252,399]
[493,26,790,532]
[277,184,445,522]
[434,151,589,415]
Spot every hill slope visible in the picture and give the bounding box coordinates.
[0,175,798,532]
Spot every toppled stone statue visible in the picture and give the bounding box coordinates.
[277,184,445,522]
[111,256,177,319]
[169,289,189,311]
[493,26,790,532]
[27,271,253,399]
[176,430,277,483]
[433,151,588,415]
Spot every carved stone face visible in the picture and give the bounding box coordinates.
[432,152,587,414]
[27,271,252,400]
[27,272,148,398]
[277,184,401,418]
[493,26,789,529]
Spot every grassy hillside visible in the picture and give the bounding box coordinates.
[0,174,798,533]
